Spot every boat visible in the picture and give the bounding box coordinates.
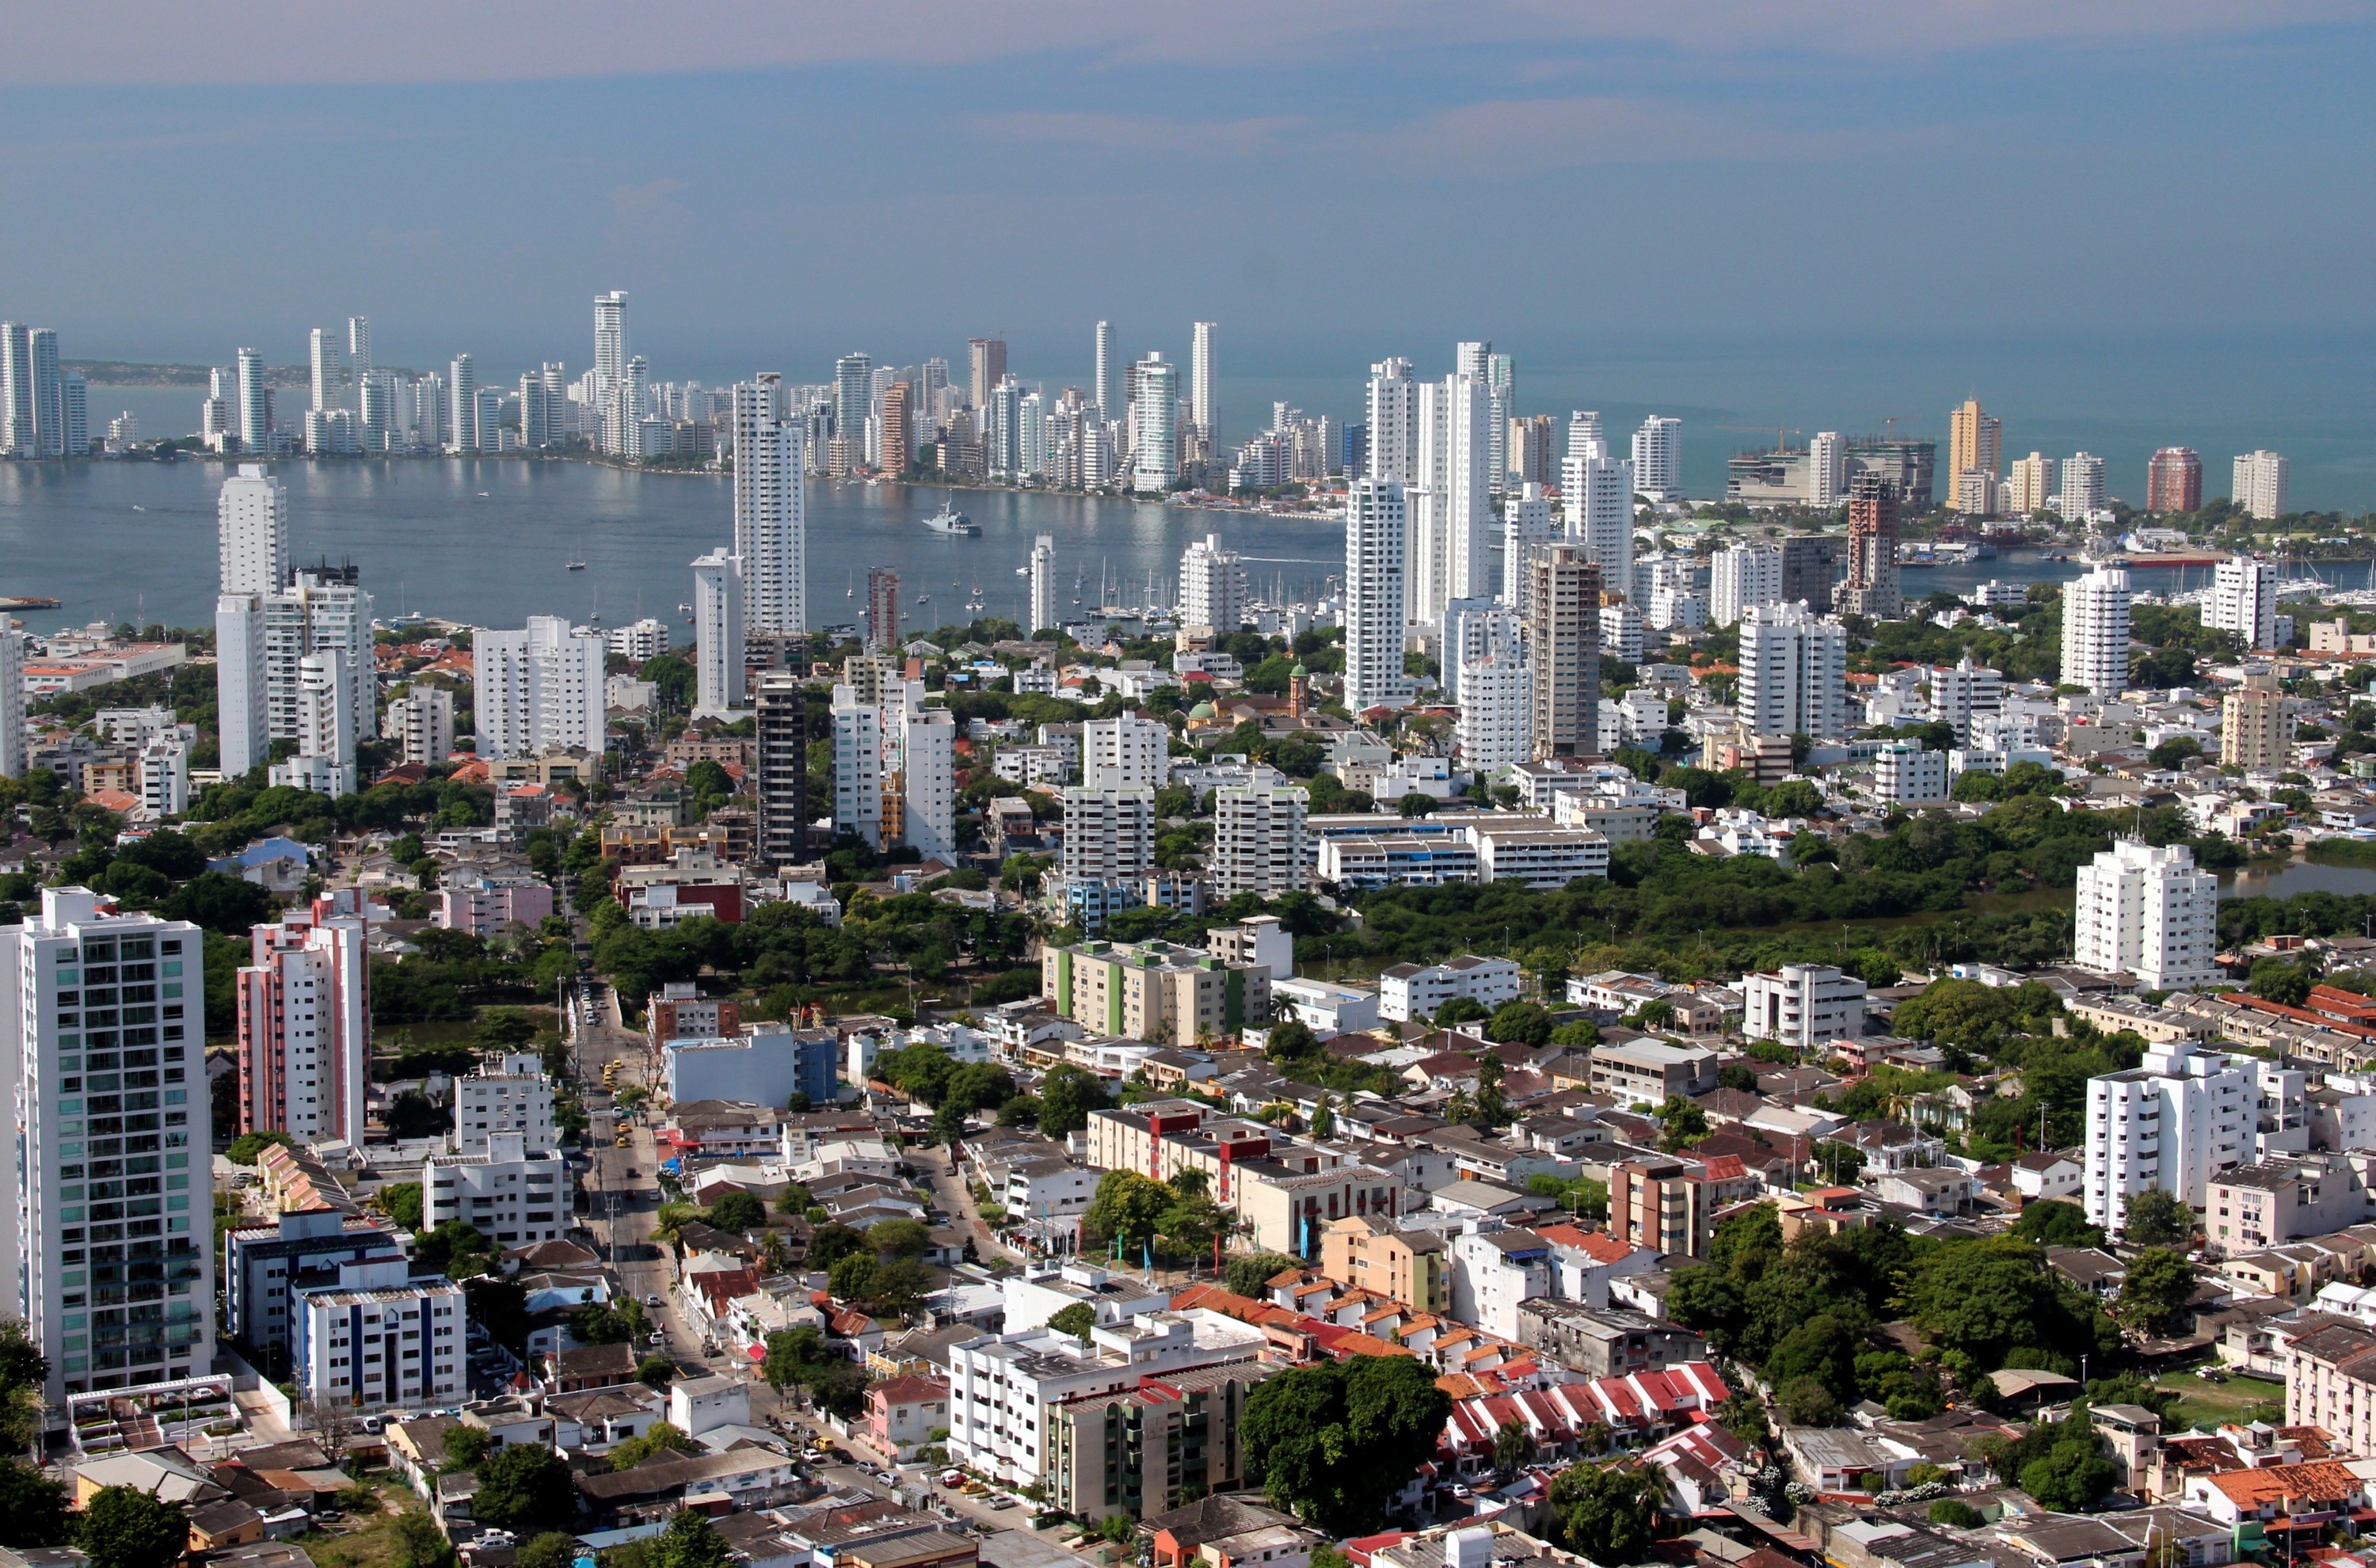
[566,561,587,571]
[916,593,932,605]
[923,499,980,536]
[1013,565,1029,577]
[0,596,60,611]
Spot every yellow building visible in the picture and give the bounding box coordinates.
[1948,399,2003,508]
[1319,1215,1449,1314]
[2222,668,2292,769]
[1041,938,1270,1049]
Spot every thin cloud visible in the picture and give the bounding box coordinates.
[973,111,1303,155]
[1348,95,1937,175]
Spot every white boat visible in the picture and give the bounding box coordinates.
[566,561,587,571]
[923,499,980,536]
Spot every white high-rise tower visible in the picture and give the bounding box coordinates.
[1562,419,1634,598]
[2233,451,2290,521]
[1132,354,1178,493]
[594,291,626,395]
[733,375,808,635]
[1738,603,1849,739]
[1093,321,1116,420]
[236,348,270,454]
[1190,322,1216,440]
[309,329,340,413]
[1710,542,1784,629]
[1365,359,1418,482]
[2207,556,2278,651]
[1632,416,1680,501]
[1178,533,1247,633]
[1343,478,1412,713]
[217,464,289,595]
[2060,566,2132,697]
[1029,535,1058,634]
[691,550,748,717]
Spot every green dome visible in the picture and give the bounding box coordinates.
[1291,663,1308,677]
[1189,700,1219,720]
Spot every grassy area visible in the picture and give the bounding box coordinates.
[2153,1368,2287,1432]
[290,1477,426,1568]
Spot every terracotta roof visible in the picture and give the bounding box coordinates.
[2202,1460,2360,1507]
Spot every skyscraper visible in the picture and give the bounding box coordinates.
[27,329,63,458]
[347,317,371,386]
[2008,451,2054,515]
[1809,431,1845,506]
[1083,714,1171,791]
[61,371,85,458]
[899,710,956,860]
[238,910,369,1146]
[834,352,872,462]
[310,329,341,413]
[0,629,24,778]
[2207,556,2278,651]
[1132,354,1178,493]
[754,672,810,869]
[1947,398,2001,500]
[0,889,216,1404]
[2222,668,2290,770]
[1710,542,1783,629]
[2060,566,2133,697]
[1632,416,1681,501]
[1413,372,1491,624]
[2059,452,2107,518]
[2146,447,2203,513]
[831,686,884,847]
[1029,535,1058,634]
[1484,352,1514,489]
[1190,322,1216,440]
[1093,321,1115,419]
[1178,533,1247,632]
[0,323,32,454]
[1365,359,1418,482]
[1838,473,1902,620]
[593,291,626,394]
[1738,602,1849,739]
[865,568,900,653]
[448,354,477,453]
[236,347,270,454]
[474,617,607,759]
[968,338,1007,412]
[1523,544,1600,759]
[1342,479,1411,712]
[878,382,912,475]
[987,377,1023,478]
[1454,607,1529,769]
[215,595,267,775]
[218,464,289,595]
[2073,841,2219,992]
[690,550,747,717]
[1500,485,1558,604]
[2234,451,2290,520]
[1561,424,1634,599]
[733,375,808,635]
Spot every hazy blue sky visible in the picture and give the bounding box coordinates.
[9,2,2374,455]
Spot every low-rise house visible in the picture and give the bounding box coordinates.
[862,1376,950,1460]
[1513,1298,1708,1378]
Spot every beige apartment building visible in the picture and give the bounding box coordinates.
[1319,1214,1450,1314]
[2222,668,2291,769]
[1041,938,1273,1049]
[1086,1101,1399,1255]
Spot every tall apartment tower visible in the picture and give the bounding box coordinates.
[2222,668,2291,770]
[2083,1037,2252,1234]
[2234,451,2290,521]
[0,323,32,454]
[1178,533,1247,632]
[2076,839,2219,991]
[0,891,215,1403]
[830,687,884,848]
[1411,371,1492,622]
[1631,416,1680,501]
[898,710,957,861]
[215,595,268,775]
[25,329,63,458]
[447,354,479,452]
[0,630,23,778]
[967,338,1007,412]
[733,375,809,634]
[593,291,626,395]
[2059,452,2107,517]
[878,381,911,474]
[2060,566,2133,697]
[218,464,289,595]
[474,617,606,759]
[1808,432,1845,506]
[1342,479,1412,712]
[347,317,371,385]
[2008,452,2055,515]
[1837,473,1902,620]
[1211,786,1309,898]
[1190,322,1216,440]
[1132,354,1178,493]
[1947,399,2001,504]
[1738,602,1849,740]
[1083,714,1171,790]
[2207,556,2278,651]
[236,348,271,454]
[309,329,341,413]
[238,910,367,1146]
[1561,424,1634,596]
[754,673,811,869]
[1028,535,1058,634]
[1709,542,1783,629]
[384,686,455,767]
[1454,608,1531,770]
[1365,359,1418,482]
[690,550,747,717]
[1500,485,1558,604]
[1059,789,1157,882]
[1093,321,1116,419]
[1523,544,1601,759]
[2146,447,2203,513]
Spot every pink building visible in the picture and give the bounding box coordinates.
[864,1375,951,1459]
[433,871,554,937]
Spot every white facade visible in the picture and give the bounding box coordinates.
[1133,355,1178,493]
[1178,533,1247,631]
[453,1052,558,1155]
[1083,714,1170,790]
[733,375,808,635]
[1029,534,1058,635]
[691,550,748,717]
[1189,322,1216,441]
[1925,655,2001,744]
[261,575,376,751]
[238,912,368,1147]
[0,892,213,1404]
[1709,542,1782,629]
[1740,963,1868,1049]
[1808,432,1845,506]
[1500,485,1559,604]
[474,616,607,759]
[1738,602,1849,739]
[2233,451,2289,521]
[1632,416,1680,501]
[422,1132,567,1246]
[2073,839,2219,991]
[1456,610,1531,770]
[898,709,957,860]
[217,464,288,594]
[384,686,455,767]
[136,738,187,819]
[2058,452,2107,517]
[1058,788,1156,882]
[1599,602,1643,664]
[2083,1038,2253,1233]
[831,690,883,847]
[215,594,268,776]
[1451,1231,1552,1342]
[1343,479,1412,711]
[1378,956,1522,1023]
[2208,556,2278,651]
[0,630,23,779]
[1365,359,1418,482]
[2061,567,2133,697]
[289,1255,466,1414]
[1210,786,1308,898]
[1873,742,1949,806]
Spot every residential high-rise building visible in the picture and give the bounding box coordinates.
[1059,788,1157,882]
[1838,473,1902,620]
[593,291,626,394]
[474,616,606,759]
[831,687,884,847]
[309,329,340,413]
[691,550,747,717]
[1709,542,1783,629]
[268,650,358,797]
[986,377,1024,477]
[733,375,808,634]
[2006,451,2054,515]
[1561,421,1635,596]
[834,352,872,457]
[878,381,911,474]
[357,375,390,452]
[1508,414,1555,486]
[2234,451,2290,520]
[517,374,550,449]
[26,329,63,458]
[1411,373,1491,625]
[1083,714,1170,791]
[1132,354,1178,493]
[138,736,187,819]
[1925,654,2002,745]
[0,889,215,1403]
[2222,668,2291,770]
[754,672,811,869]
[0,630,23,778]
[1631,416,1680,502]
[2058,452,2107,517]
[217,464,289,594]
[1499,485,1557,603]
[1211,786,1309,898]
[2083,1036,2252,1235]
[1028,535,1058,634]
[1179,318,1217,450]
[2060,566,2132,697]
[1522,544,1601,759]
[865,567,900,653]
[1953,469,2001,517]
[238,909,367,1145]
[1947,399,2001,498]
[899,709,956,860]
[1342,479,1411,712]
[1365,359,1418,482]
[215,595,267,775]
[2079,835,2221,987]
[384,686,454,767]
[2208,556,2278,651]
[1483,351,1514,487]
[1093,321,1116,419]
[59,370,86,457]
[447,354,478,452]
[1808,432,1845,507]
[1738,602,1849,739]
[261,573,375,757]
[347,317,371,386]
[968,338,1007,411]
[2147,447,2203,513]
[1454,608,1530,770]
[0,323,32,454]
[1178,533,1247,631]
[236,347,270,454]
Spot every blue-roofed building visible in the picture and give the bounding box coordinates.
[207,835,312,892]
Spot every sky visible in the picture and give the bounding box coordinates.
[6,2,2375,461]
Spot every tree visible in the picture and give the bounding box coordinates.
[1083,1170,1171,1254]
[1241,1354,1452,1534]
[636,1356,676,1387]
[471,1443,579,1534]
[1774,1376,1845,1427]
[1226,1251,1304,1297]
[1266,1019,1319,1061]
[1048,1303,1097,1342]
[2021,1433,2120,1511]
[2117,1248,2199,1334]
[379,1182,425,1231]
[0,1460,70,1547]
[652,1509,735,1568]
[440,1423,493,1472]
[807,1224,870,1270]
[226,1131,295,1166]
[1434,996,1488,1028]
[1547,1463,1663,1566]
[1485,1000,1552,1048]
[2123,1187,2194,1247]
[705,1192,765,1232]
[1037,1064,1110,1136]
[1930,1499,1983,1528]
[868,1218,932,1258]
[519,1535,581,1568]
[76,1486,191,1568]
[1494,1418,1534,1479]
[2248,957,2313,1007]
[390,1513,460,1568]
[609,1422,698,1470]
[1655,1095,1710,1150]
[2013,1200,2104,1249]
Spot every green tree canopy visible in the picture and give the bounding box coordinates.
[653,1509,735,1568]
[76,1486,190,1568]
[1225,1251,1304,1297]
[1547,1463,1663,1565]
[0,1460,70,1547]
[470,1443,579,1534]
[2122,1187,2195,1246]
[1241,1354,1452,1535]
[1048,1303,1097,1342]
[2012,1200,2103,1250]
[2116,1247,2200,1334]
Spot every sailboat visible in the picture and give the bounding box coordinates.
[846,570,855,599]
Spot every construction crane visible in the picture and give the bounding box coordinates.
[1714,424,1803,451]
